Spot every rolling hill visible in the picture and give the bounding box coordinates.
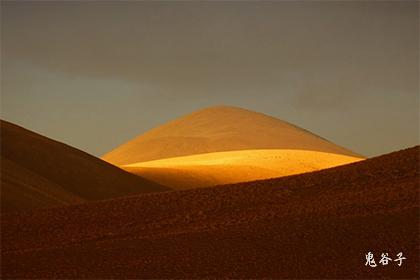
[0,120,169,213]
[123,149,363,189]
[2,146,418,278]
[102,105,361,165]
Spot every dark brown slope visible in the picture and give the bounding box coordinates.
[0,120,168,213]
[1,147,418,279]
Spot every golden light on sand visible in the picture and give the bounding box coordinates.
[102,106,362,165]
[122,149,364,189]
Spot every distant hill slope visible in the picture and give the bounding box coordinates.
[2,146,418,278]
[123,149,363,189]
[102,106,361,165]
[0,120,169,213]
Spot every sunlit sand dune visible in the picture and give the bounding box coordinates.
[103,106,361,165]
[123,149,364,189]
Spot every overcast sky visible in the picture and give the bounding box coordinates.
[1,1,418,157]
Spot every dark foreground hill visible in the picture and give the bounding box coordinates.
[0,120,168,213]
[1,146,418,279]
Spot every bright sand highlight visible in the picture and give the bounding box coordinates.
[122,149,364,189]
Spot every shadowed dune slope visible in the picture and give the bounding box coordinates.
[103,106,361,165]
[2,146,418,279]
[123,149,363,189]
[0,120,169,213]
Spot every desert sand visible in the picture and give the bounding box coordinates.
[103,106,361,165]
[123,149,363,188]
[0,120,169,213]
[2,146,418,278]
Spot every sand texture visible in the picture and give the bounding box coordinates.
[2,146,418,278]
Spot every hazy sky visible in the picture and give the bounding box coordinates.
[1,1,418,157]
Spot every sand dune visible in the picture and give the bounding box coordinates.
[103,106,361,165]
[0,120,169,213]
[1,158,85,211]
[2,146,418,278]
[123,149,363,189]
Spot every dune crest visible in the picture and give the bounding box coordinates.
[123,149,364,189]
[0,120,169,213]
[103,106,361,165]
